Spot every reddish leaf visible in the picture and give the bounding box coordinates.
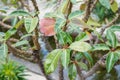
[39,18,56,36]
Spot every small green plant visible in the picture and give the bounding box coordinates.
[0,61,27,80]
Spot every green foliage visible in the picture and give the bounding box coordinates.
[68,63,77,80]
[92,44,110,51]
[5,20,23,40]
[82,52,93,66]
[106,52,118,72]
[61,49,70,69]
[69,41,91,52]
[0,43,8,61]
[106,29,118,48]
[0,61,27,80]
[1,0,120,79]
[55,18,66,32]
[57,30,72,45]
[44,49,62,74]
[12,40,29,47]
[24,17,38,33]
[75,32,89,41]
[68,10,84,20]
[99,0,110,9]
[78,62,88,70]
[110,1,118,13]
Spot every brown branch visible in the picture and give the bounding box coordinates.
[84,54,107,78]
[19,0,31,11]
[31,0,39,11]
[9,38,19,42]
[33,50,53,80]
[90,0,98,12]
[75,62,85,80]
[0,21,11,29]
[6,41,33,57]
[83,0,91,22]
[31,1,53,80]
[59,61,64,80]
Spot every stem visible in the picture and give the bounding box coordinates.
[83,0,91,22]
[31,0,53,80]
[84,54,107,78]
[59,61,64,80]
[0,21,11,29]
[75,62,85,80]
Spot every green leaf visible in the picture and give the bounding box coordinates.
[106,52,118,72]
[5,28,17,40]
[44,49,62,74]
[44,12,65,19]
[99,0,110,9]
[87,17,101,26]
[75,32,89,41]
[82,52,93,66]
[10,10,30,16]
[5,20,23,40]
[78,62,88,70]
[115,50,120,58]
[3,10,31,22]
[12,40,29,47]
[68,63,77,80]
[20,34,32,40]
[92,44,110,51]
[55,18,66,32]
[57,31,72,45]
[58,0,70,14]
[109,26,120,32]
[68,10,84,20]
[61,49,70,69]
[12,17,18,26]
[0,43,8,60]
[0,9,6,13]
[69,41,91,52]
[24,17,38,33]
[111,1,118,13]
[106,29,117,48]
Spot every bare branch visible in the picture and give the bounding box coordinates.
[84,54,107,78]
[19,0,31,11]
[31,0,39,11]
[0,21,11,29]
[83,0,91,22]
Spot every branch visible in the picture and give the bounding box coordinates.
[19,0,31,11]
[59,61,64,80]
[83,0,91,22]
[9,38,19,42]
[84,54,107,78]
[0,21,11,29]
[6,41,33,57]
[31,0,39,11]
[90,0,98,12]
[75,62,85,80]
